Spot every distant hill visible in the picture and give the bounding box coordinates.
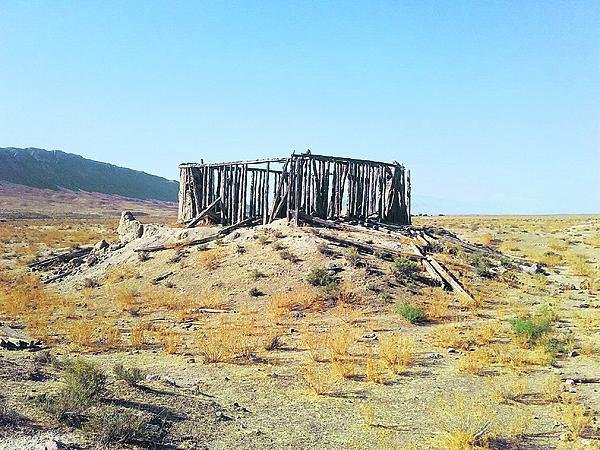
[0,147,179,202]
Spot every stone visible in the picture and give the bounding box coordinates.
[86,254,99,266]
[44,440,63,450]
[118,211,144,243]
[569,350,578,357]
[94,239,109,251]
[291,311,305,319]
[428,353,443,359]
[447,347,458,353]
[145,374,160,381]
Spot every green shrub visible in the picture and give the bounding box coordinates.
[396,303,425,323]
[84,405,158,446]
[113,363,145,387]
[468,253,495,278]
[306,267,339,291]
[41,358,107,424]
[509,316,551,345]
[344,247,360,267]
[545,335,574,356]
[391,258,420,279]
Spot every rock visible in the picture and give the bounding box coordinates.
[447,347,458,354]
[291,311,305,319]
[145,374,161,381]
[522,263,544,275]
[326,263,343,274]
[428,353,443,359]
[288,328,298,333]
[86,254,99,266]
[118,211,144,243]
[569,350,578,357]
[578,303,590,309]
[94,239,109,251]
[565,379,576,386]
[44,440,64,450]
[216,411,232,421]
[162,376,178,387]
[362,333,378,341]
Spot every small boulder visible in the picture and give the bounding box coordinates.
[118,211,144,243]
[94,239,109,251]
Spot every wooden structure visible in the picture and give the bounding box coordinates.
[178,152,411,226]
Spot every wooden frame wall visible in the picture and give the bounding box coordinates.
[178,153,411,226]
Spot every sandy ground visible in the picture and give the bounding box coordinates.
[1,214,599,449]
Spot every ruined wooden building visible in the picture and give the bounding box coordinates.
[178,152,411,227]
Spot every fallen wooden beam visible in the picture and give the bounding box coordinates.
[135,217,259,253]
[409,242,444,287]
[186,196,222,228]
[425,255,473,300]
[151,271,174,284]
[29,247,92,271]
[307,228,423,262]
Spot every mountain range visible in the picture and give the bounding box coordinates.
[0,147,178,202]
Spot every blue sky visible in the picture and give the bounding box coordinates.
[1,1,598,214]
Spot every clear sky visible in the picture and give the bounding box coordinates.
[1,1,598,214]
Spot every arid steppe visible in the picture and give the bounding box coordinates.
[1,212,599,449]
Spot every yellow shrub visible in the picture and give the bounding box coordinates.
[561,396,590,438]
[431,392,496,450]
[487,373,527,403]
[540,374,563,402]
[331,358,358,379]
[549,239,569,252]
[67,320,96,350]
[198,249,224,271]
[270,288,318,321]
[457,348,491,376]
[196,327,229,363]
[379,334,413,374]
[303,362,336,395]
[430,324,474,350]
[365,357,387,384]
[303,332,329,362]
[421,288,452,322]
[161,330,182,355]
[326,326,356,360]
[130,323,147,349]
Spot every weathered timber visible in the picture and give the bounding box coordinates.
[186,196,222,228]
[29,247,93,271]
[307,228,424,262]
[178,152,411,226]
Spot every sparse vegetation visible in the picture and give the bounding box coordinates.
[391,257,420,279]
[306,267,339,291]
[1,213,598,448]
[114,363,145,387]
[395,303,425,323]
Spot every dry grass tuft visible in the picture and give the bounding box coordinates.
[365,357,387,384]
[560,395,591,438]
[431,392,496,449]
[270,288,318,320]
[457,347,491,375]
[198,248,225,271]
[303,362,337,395]
[487,373,527,403]
[379,334,413,374]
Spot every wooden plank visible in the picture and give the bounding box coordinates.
[185,196,222,228]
